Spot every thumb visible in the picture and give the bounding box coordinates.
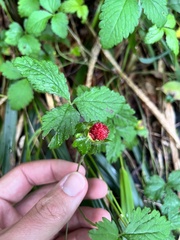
[7,172,88,240]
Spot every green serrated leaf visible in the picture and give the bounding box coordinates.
[141,0,168,28]
[99,0,140,49]
[51,12,68,38]
[5,22,23,46]
[123,207,171,240]
[40,0,61,13]
[8,79,34,110]
[42,104,80,148]
[144,175,165,200]
[161,190,180,215]
[18,0,40,17]
[73,86,124,122]
[0,61,22,80]
[167,170,180,191]
[13,56,70,100]
[145,25,164,44]
[162,81,180,100]
[18,34,41,56]
[164,28,179,56]
[26,10,52,35]
[89,218,119,240]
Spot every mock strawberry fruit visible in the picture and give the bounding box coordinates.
[88,122,109,141]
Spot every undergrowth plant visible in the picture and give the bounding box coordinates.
[0,0,180,239]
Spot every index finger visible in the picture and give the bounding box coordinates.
[0,160,85,204]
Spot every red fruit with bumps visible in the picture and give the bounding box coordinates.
[88,122,109,141]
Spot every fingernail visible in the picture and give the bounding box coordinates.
[60,172,86,197]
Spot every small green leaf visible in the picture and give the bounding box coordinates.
[61,0,88,22]
[26,10,52,35]
[164,28,179,56]
[162,81,180,100]
[40,0,61,13]
[8,79,34,110]
[123,207,171,240]
[42,104,80,148]
[18,34,41,56]
[51,12,68,38]
[0,61,22,80]
[145,25,164,44]
[13,56,70,100]
[5,22,23,46]
[161,190,180,215]
[73,86,124,122]
[99,0,140,48]
[141,0,168,28]
[76,5,88,23]
[89,218,119,240]
[164,14,176,28]
[167,170,180,191]
[144,175,165,200]
[18,0,40,17]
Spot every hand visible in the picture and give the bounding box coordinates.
[0,160,110,240]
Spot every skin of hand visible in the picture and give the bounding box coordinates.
[0,160,111,240]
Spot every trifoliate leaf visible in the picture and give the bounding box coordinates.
[167,170,180,191]
[73,86,124,122]
[99,0,140,49]
[89,218,119,240]
[39,0,61,13]
[5,22,23,46]
[42,104,80,148]
[141,0,168,28]
[18,34,41,56]
[18,0,40,17]
[145,25,164,44]
[13,56,70,100]
[144,175,165,200]
[164,14,176,28]
[8,79,34,110]
[123,207,171,240]
[168,0,180,13]
[26,10,52,35]
[51,12,68,38]
[162,81,180,101]
[0,61,22,80]
[164,28,179,56]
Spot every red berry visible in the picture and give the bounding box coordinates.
[89,122,109,141]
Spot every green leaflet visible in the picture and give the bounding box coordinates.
[99,0,140,49]
[7,79,34,110]
[0,61,22,80]
[144,175,165,200]
[18,34,41,56]
[39,0,61,13]
[42,104,80,148]
[18,0,40,17]
[141,0,168,28]
[26,10,52,35]
[5,22,23,46]
[13,56,70,100]
[89,218,119,240]
[51,12,68,38]
[123,207,171,240]
[73,86,124,122]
